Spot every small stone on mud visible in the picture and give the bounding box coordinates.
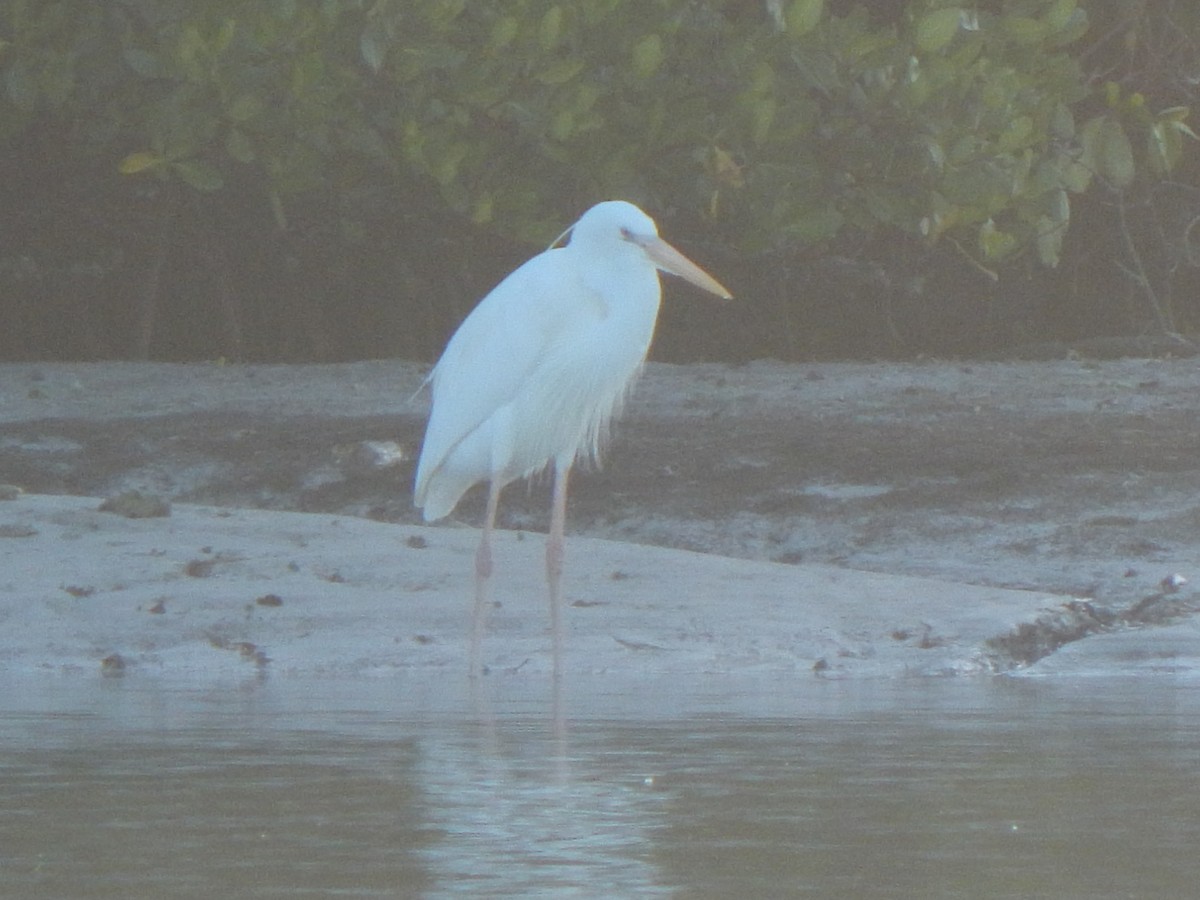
[99,491,171,519]
[184,559,216,578]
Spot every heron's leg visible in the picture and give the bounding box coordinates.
[470,479,502,678]
[547,463,571,681]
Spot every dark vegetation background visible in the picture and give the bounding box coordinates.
[2,0,1198,363]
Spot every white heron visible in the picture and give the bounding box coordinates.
[413,200,731,677]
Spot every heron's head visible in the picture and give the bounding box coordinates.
[568,201,732,299]
[569,201,658,250]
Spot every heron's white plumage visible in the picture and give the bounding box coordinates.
[414,201,666,521]
[411,199,730,677]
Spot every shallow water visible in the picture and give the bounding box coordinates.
[2,673,1198,898]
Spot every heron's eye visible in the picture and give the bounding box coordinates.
[619,227,633,241]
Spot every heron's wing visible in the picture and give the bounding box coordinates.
[413,248,595,512]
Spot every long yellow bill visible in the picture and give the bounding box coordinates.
[634,235,733,299]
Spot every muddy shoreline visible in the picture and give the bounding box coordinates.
[2,358,1199,678]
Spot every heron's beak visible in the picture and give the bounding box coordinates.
[636,235,733,299]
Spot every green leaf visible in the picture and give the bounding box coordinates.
[123,48,164,79]
[213,18,237,56]
[1049,188,1070,223]
[431,142,468,186]
[923,136,946,169]
[291,51,324,93]
[489,17,520,52]
[1002,16,1048,45]
[1048,8,1089,47]
[997,116,1034,153]
[1161,107,1199,141]
[227,94,264,123]
[539,7,563,51]
[1060,155,1092,193]
[225,128,255,163]
[535,58,584,86]
[1171,119,1200,141]
[786,0,824,37]
[1078,115,1104,171]
[360,23,387,73]
[172,159,225,192]
[1036,214,1065,267]
[550,109,575,142]
[915,9,961,54]
[1049,102,1075,141]
[948,135,976,165]
[783,204,843,242]
[1099,118,1135,188]
[751,96,776,145]
[118,151,163,175]
[631,34,663,79]
[1043,0,1077,32]
[177,23,208,81]
[978,218,1017,260]
[429,0,467,26]
[1147,121,1182,175]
